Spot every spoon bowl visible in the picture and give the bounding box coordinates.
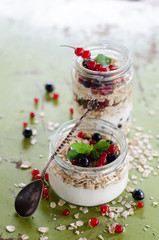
[15,180,43,217]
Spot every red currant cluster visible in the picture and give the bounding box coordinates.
[31,168,50,200]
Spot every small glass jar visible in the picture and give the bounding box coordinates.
[72,41,133,135]
[48,118,128,206]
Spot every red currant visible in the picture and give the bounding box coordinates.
[63,209,70,216]
[34,97,39,103]
[35,174,41,180]
[96,162,103,167]
[115,224,124,233]
[109,64,114,70]
[31,168,39,177]
[45,173,49,181]
[105,85,113,93]
[100,152,107,158]
[99,157,107,165]
[94,63,102,71]
[78,132,85,138]
[87,60,96,70]
[100,88,107,96]
[89,218,99,227]
[90,140,96,146]
[44,194,50,200]
[109,144,116,154]
[91,87,98,95]
[30,112,35,118]
[100,204,109,214]
[137,202,144,208]
[82,50,91,59]
[110,66,118,71]
[100,67,107,72]
[23,122,28,128]
[71,160,78,165]
[75,47,84,56]
[70,108,74,114]
[53,93,59,100]
[43,188,49,195]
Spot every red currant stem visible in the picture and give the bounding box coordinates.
[41,99,98,180]
[44,179,49,186]
[60,45,75,50]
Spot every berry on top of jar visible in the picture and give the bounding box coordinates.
[58,131,120,168]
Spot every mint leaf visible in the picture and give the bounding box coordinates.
[71,143,93,156]
[95,54,111,67]
[67,150,80,161]
[93,141,110,153]
[90,150,100,160]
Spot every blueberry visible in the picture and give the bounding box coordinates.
[92,133,102,142]
[118,124,122,128]
[45,83,54,92]
[83,80,92,88]
[83,59,91,68]
[92,79,102,88]
[106,140,114,145]
[23,127,32,138]
[78,157,89,167]
[132,189,145,200]
[107,154,118,164]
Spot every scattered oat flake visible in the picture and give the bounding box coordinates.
[98,234,104,240]
[121,210,129,218]
[50,202,56,208]
[56,226,66,231]
[54,122,60,128]
[20,161,32,169]
[125,203,132,209]
[142,169,151,178]
[53,218,56,221]
[39,155,43,158]
[21,234,29,240]
[32,129,37,136]
[149,110,155,116]
[79,207,88,213]
[76,221,84,227]
[126,186,134,193]
[78,238,87,240]
[39,112,45,117]
[144,228,147,231]
[74,213,79,219]
[131,175,137,180]
[68,227,74,230]
[6,225,15,232]
[19,183,26,188]
[30,139,37,145]
[108,224,116,234]
[153,202,158,207]
[69,204,77,208]
[58,199,65,206]
[146,225,150,228]
[40,237,48,240]
[38,227,49,233]
[75,230,80,235]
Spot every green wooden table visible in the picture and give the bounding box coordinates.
[0,1,159,239]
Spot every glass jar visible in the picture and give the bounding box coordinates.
[72,41,133,135]
[48,118,128,206]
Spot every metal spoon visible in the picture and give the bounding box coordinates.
[15,99,98,217]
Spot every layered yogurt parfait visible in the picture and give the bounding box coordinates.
[72,41,134,134]
[48,118,128,206]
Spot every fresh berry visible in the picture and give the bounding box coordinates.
[53,93,59,99]
[45,83,54,92]
[105,85,113,94]
[97,101,105,109]
[83,80,92,88]
[83,59,90,68]
[108,144,116,154]
[90,140,96,146]
[100,67,107,72]
[34,97,39,103]
[96,162,103,167]
[132,189,145,200]
[43,188,49,195]
[92,133,102,142]
[31,168,39,177]
[87,60,96,70]
[35,174,41,180]
[89,218,99,227]
[100,204,109,214]
[44,195,50,200]
[78,157,89,167]
[94,63,102,71]
[62,209,70,216]
[115,224,124,233]
[109,64,115,70]
[91,87,98,95]
[23,127,32,138]
[100,88,107,95]
[23,122,28,128]
[78,132,85,138]
[99,157,107,165]
[107,154,118,164]
[45,173,49,181]
[70,108,74,114]
[82,50,91,59]
[137,202,144,208]
[75,47,84,56]
[30,112,35,118]
[92,79,102,88]
[71,160,78,165]
[106,140,114,144]
[110,66,118,71]
[100,152,107,158]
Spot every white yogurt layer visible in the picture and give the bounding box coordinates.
[49,167,128,206]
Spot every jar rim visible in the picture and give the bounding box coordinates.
[49,118,127,175]
[73,40,132,81]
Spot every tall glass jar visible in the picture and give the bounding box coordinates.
[48,118,128,206]
[72,41,133,135]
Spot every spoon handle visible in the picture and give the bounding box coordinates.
[41,99,98,179]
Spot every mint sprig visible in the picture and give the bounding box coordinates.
[67,141,110,161]
[95,54,111,67]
